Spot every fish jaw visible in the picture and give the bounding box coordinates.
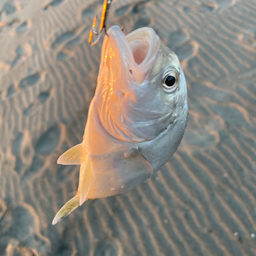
[99,25,160,87]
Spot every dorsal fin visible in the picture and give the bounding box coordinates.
[57,143,85,165]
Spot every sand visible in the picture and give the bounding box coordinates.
[1,0,256,255]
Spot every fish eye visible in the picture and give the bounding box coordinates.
[162,71,178,92]
[165,75,176,87]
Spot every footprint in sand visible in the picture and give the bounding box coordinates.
[168,30,197,61]
[12,132,24,157]
[12,131,34,175]
[35,125,61,155]
[115,5,130,17]
[175,42,197,61]
[6,84,16,98]
[16,21,28,33]
[51,31,76,49]
[215,0,235,8]
[20,154,44,185]
[56,50,72,61]
[131,1,149,15]
[201,3,218,12]
[66,36,81,47]
[115,1,146,17]
[11,45,24,68]
[12,132,24,175]
[38,90,51,103]
[167,30,189,50]
[0,3,20,31]
[81,1,100,18]
[133,14,151,30]
[0,205,50,254]
[51,28,82,61]
[184,0,235,13]
[43,0,65,11]
[23,89,52,116]
[1,3,16,16]
[116,1,150,27]
[200,0,235,12]
[19,73,41,89]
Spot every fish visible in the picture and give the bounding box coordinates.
[52,25,188,225]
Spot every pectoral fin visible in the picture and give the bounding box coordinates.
[57,143,85,165]
[119,148,153,190]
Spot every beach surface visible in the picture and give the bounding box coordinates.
[1,0,256,255]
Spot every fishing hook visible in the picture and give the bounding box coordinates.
[88,0,112,45]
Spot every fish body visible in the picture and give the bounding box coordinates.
[52,26,187,224]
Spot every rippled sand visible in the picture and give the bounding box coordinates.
[1,0,256,255]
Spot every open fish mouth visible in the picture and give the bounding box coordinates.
[106,26,160,84]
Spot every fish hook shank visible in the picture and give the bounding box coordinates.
[89,0,112,46]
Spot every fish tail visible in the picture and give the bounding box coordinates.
[53,143,95,224]
[52,194,80,225]
[78,158,95,206]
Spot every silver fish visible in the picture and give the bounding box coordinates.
[52,25,188,225]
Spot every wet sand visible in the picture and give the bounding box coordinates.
[1,0,256,255]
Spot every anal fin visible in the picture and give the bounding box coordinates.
[57,143,86,165]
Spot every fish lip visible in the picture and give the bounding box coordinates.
[107,26,160,83]
[107,25,134,66]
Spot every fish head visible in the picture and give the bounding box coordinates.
[95,25,187,142]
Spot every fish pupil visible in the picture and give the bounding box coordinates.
[165,76,176,87]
